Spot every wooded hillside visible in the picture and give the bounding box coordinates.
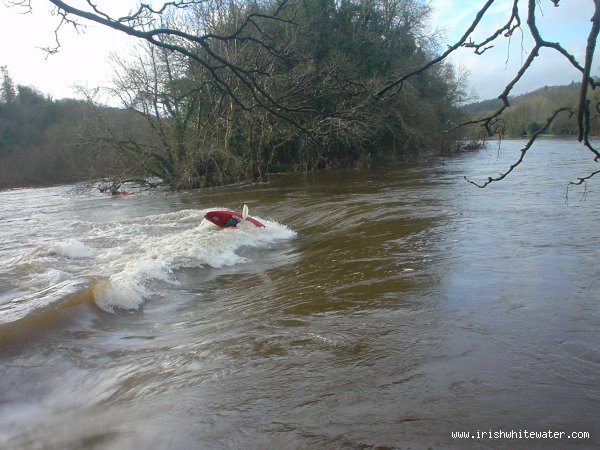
[0,78,149,189]
[463,82,600,138]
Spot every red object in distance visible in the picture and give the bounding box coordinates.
[107,191,134,197]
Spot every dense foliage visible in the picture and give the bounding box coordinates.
[101,0,466,189]
[0,0,466,189]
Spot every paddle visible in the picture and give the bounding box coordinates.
[237,203,265,228]
[230,204,249,227]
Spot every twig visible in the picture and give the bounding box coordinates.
[465,107,573,188]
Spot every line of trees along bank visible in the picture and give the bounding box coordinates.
[463,82,600,138]
[0,76,145,189]
[1,0,467,190]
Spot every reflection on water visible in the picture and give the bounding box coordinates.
[0,139,599,448]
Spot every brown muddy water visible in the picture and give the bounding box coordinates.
[0,138,599,449]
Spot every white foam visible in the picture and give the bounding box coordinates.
[90,211,295,312]
[44,239,97,259]
[3,206,294,316]
[93,259,173,312]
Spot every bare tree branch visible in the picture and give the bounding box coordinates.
[569,168,600,186]
[463,0,520,55]
[34,0,314,134]
[464,107,573,188]
[566,167,600,203]
[375,0,497,99]
[403,0,600,188]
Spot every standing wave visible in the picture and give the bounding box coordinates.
[1,208,295,323]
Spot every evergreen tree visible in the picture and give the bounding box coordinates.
[0,66,16,104]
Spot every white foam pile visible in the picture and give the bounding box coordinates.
[43,239,98,259]
[7,209,295,315]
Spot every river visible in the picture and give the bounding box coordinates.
[0,138,598,449]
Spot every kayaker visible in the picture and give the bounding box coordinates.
[224,216,239,227]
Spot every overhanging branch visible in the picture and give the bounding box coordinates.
[464,107,573,188]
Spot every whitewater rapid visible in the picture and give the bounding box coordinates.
[1,197,295,323]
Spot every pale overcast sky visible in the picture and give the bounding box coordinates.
[0,0,597,103]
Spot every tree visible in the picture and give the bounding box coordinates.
[1,66,16,104]
[7,0,458,189]
[12,0,596,188]
[107,41,251,188]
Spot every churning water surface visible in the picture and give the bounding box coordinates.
[0,138,599,449]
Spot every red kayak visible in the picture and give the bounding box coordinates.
[202,206,265,229]
[106,191,134,197]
